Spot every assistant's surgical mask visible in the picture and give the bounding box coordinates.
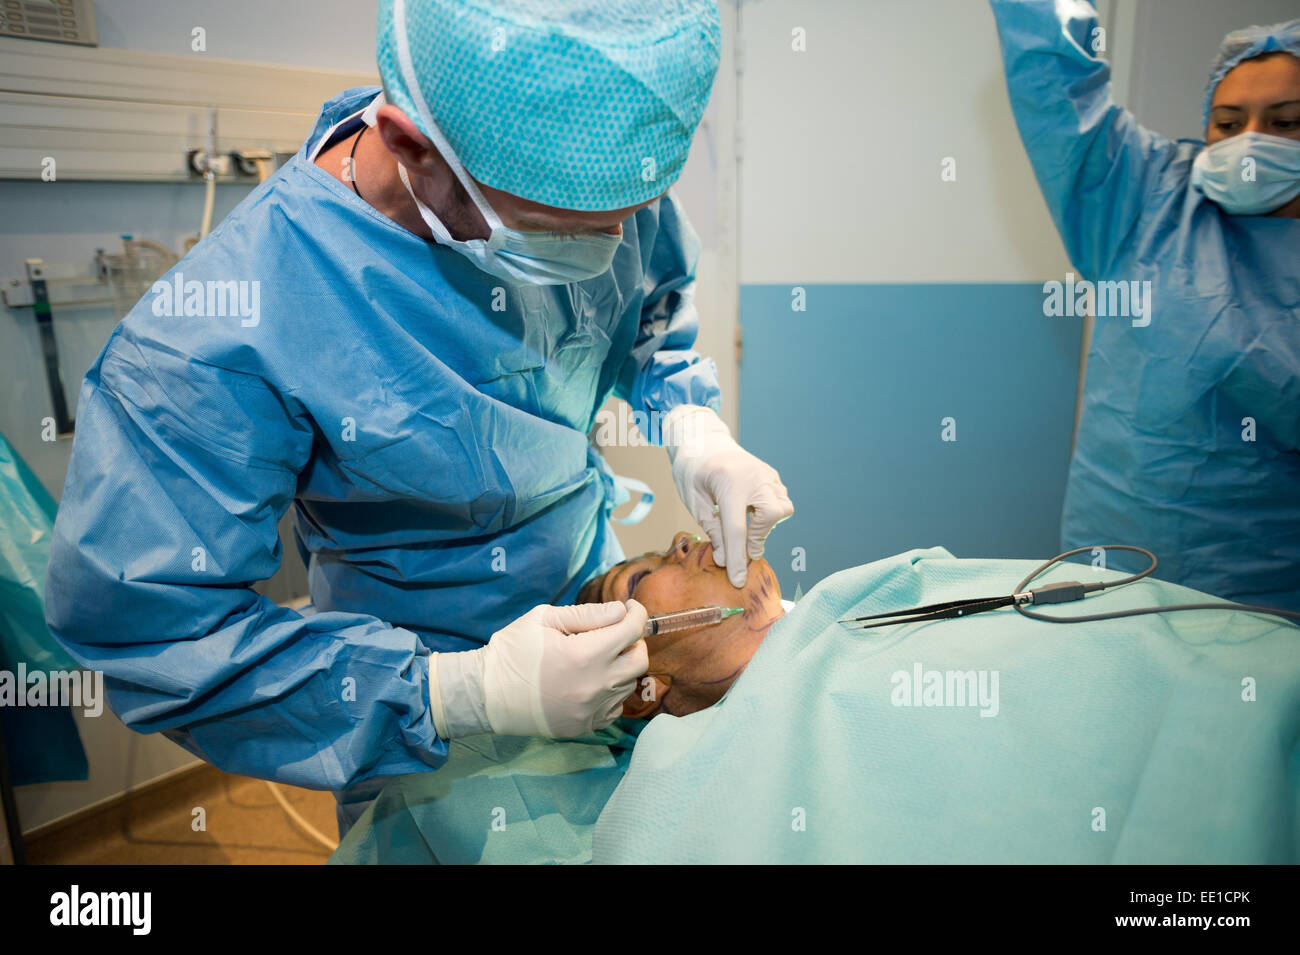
[396,143,622,287]
[1191,132,1300,215]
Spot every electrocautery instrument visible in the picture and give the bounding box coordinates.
[839,546,1300,631]
[643,606,744,637]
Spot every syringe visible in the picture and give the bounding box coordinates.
[641,605,744,637]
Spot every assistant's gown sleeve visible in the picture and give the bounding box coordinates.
[44,329,447,791]
[614,189,723,440]
[988,0,1182,278]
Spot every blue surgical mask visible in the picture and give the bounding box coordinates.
[397,142,622,287]
[1191,132,1300,216]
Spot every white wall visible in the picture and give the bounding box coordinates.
[93,0,378,72]
[737,0,1073,285]
[734,0,1290,286]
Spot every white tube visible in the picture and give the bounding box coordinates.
[264,781,338,852]
[199,170,216,239]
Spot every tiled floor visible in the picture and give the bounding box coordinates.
[25,765,339,864]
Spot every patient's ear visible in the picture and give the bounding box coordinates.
[622,675,670,719]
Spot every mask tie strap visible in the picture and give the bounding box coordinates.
[392,0,507,235]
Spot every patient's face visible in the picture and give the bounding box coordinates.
[577,532,784,719]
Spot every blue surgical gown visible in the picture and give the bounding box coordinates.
[44,86,722,791]
[991,1,1300,609]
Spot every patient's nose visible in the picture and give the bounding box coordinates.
[666,532,698,562]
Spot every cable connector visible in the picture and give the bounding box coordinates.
[1027,581,1087,605]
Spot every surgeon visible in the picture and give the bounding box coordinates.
[989,3,1300,609]
[44,0,792,836]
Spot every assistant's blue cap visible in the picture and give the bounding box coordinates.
[1202,19,1300,128]
[377,0,721,212]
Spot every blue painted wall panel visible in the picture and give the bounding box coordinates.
[738,283,1082,597]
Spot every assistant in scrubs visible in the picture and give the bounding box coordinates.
[44,0,793,834]
[990,2,1300,609]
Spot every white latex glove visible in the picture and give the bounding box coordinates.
[428,600,648,740]
[663,405,794,588]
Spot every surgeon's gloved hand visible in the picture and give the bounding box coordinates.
[664,405,794,588]
[428,600,649,741]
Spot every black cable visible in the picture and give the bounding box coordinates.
[348,125,366,201]
[1014,545,1300,627]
